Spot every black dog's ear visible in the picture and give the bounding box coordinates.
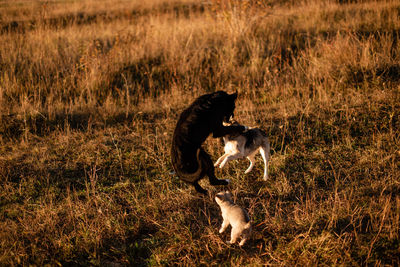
[230,92,238,100]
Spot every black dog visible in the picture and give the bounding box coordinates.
[171,91,245,194]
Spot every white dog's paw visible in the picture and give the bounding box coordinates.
[239,240,246,247]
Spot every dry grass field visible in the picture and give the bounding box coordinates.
[0,0,399,265]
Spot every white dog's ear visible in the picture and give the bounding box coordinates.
[216,192,224,199]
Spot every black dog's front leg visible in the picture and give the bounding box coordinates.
[212,125,245,138]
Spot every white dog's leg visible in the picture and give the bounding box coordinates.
[244,154,256,174]
[219,219,230,233]
[214,154,228,167]
[229,227,241,245]
[219,154,241,168]
[259,142,270,180]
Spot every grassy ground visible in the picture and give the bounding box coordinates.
[0,0,399,265]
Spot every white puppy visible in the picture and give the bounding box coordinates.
[215,191,251,247]
[214,120,270,180]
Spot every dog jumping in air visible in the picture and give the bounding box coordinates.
[214,120,270,181]
[171,91,246,194]
[215,191,251,247]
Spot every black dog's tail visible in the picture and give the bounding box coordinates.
[176,149,203,184]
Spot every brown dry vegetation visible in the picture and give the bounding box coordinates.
[0,0,399,265]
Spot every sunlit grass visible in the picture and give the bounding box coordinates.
[0,0,399,265]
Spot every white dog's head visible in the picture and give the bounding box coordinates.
[215,191,233,205]
[222,118,241,127]
[222,119,249,131]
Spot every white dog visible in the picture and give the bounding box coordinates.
[215,191,251,247]
[214,120,270,180]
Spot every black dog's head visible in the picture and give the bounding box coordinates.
[212,91,238,123]
[223,91,238,123]
[195,91,238,123]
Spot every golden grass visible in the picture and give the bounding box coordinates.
[0,0,400,265]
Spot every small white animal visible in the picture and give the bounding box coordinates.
[215,191,251,247]
[214,120,270,180]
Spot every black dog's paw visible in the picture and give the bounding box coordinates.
[210,179,230,186]
[194,182,208,195]
[221,179,230,185]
